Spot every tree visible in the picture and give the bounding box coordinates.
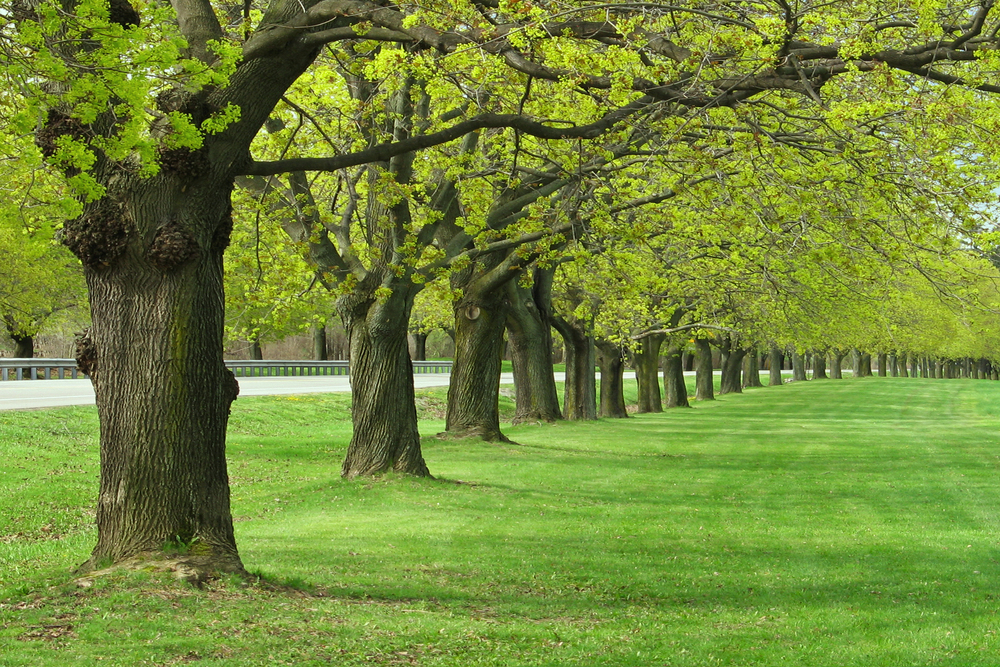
[10,0,1000,576]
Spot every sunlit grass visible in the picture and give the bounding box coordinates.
[2,377,1000,665]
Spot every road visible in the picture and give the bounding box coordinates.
[0,373,521,411]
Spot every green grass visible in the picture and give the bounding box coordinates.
[3,377,1000,665]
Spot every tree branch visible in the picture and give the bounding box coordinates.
[239,97,655,176]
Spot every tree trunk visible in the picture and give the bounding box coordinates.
[408,331,428,361]
[888,354,898,377]
[633,333,664,413]
[663,344,690,408]
[78,183,243,575]
[860,353,872,377]
[813,350,828,379]
[596,339,628,418]
[249,338,263,360]
[11,333,34,359]
[768,345,783,386]
[505,270,561,424]
[718,337,746,395]
[899,353,909,377]
[313,325,328,361]
[694,337,715,401]
[338,281,430,478]
[445,268,509,441]
[553,315,596,421]
[791,351,808,381]
[743,348,763,388]
[830,349,844,379]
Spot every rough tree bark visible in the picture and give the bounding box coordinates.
[830,349,844,379]
[768,345,784,386]
[813,350,828,379]
[338,278,429,478]
[663,343,690,408]
[313,325,328,361]
[76,176,244,576]
[505,268,562,423]
[743,348,763,388]
[445,255,510,441]
[694,337,715,401]
[791,351,808,382]
[633,333,665,413]
[552,314,596,420]
[877,353,888,377]
[408,331,428,361]
[718,335,746,395]
[596,339,628,418]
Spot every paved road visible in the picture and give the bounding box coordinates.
[0,373,522,411]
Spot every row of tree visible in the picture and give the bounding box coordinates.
[4,0,1000,578]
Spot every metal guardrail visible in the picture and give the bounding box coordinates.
[0,358,453,380]
[0,359,84,381]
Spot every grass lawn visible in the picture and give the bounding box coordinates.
[2,377,1000,665]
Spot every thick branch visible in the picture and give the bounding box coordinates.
[240,98,655,176]
[171,0,224,64]
[632,323,737,340]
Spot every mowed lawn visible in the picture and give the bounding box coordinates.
[2,377,1000,665]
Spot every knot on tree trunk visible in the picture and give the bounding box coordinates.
[148,220,201,271]
[36,109,90,176]
[157,145,210,182]
[74,328,98,381]
[155,89,217,124]
[223,367,240,409]
[212,202,234,253]
[63,200,130,268]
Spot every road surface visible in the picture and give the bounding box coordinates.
[0,373,522,411]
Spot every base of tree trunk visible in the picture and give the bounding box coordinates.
[75,549,246,588]
[436,427,513,443]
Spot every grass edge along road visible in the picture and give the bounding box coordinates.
[2,377,1000,665]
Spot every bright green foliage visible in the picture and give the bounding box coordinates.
[0,117,86,347]
[223,185,333,349]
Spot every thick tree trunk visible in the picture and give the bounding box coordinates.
[899,353,909,377]
[813,350,828,379]
[553,315,596,421]
[78,182,243,576]
[768,345,784,386]
[633,333,664,413]
[249,339,263,360]
[743,348,763,388]
[694,337,715,401]
[313,325,328,361]
[876,353,887,377]
[791,351,808,382]
[862,352,873,376]
[408,331,428,361]
[338,282,429,478]
[596,339,628,418]
[718,337,746,395]
[888,354,898,377]
[663,344,690,408]
[830,349,844,379]
[11,333,34,359]
[445,273,508,441]
[505,271,561,423]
